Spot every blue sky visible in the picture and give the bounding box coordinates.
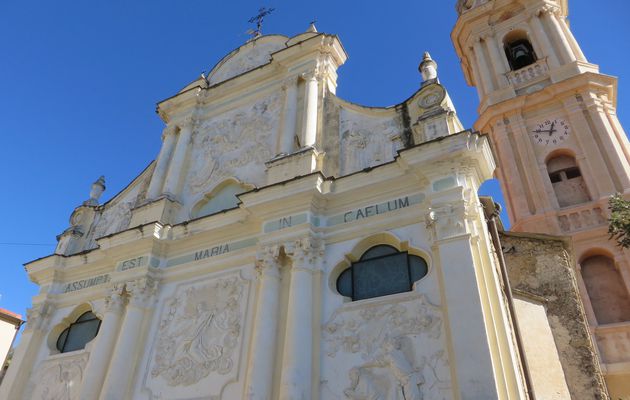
[1,1,629,328]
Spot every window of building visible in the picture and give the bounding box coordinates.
[581,255,630,324]
[546,155,590,207]
[336,245,428,301]
[504,33,537,71]
[56,311,101,353]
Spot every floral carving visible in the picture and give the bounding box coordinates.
[150,277,245,387]
[31,352,88,400]
[323,295,451,399]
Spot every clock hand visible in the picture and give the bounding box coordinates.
[548,121,556,136]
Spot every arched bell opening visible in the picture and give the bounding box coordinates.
[503,30,537,71]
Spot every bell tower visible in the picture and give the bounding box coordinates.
[453,0,630,397]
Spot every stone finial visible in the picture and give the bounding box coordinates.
[419,52,438,83]
[84,176,106,206]
[306,21,318,33]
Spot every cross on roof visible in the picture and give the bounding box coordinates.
[248,7,275,38]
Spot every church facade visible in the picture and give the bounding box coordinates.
[1,1,628,399]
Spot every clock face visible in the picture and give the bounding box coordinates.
[532,118,571,146]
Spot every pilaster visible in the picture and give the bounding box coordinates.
[279,236,323,400]
[79,284,126,400]
[245,245,283,400]
[280,77,299,155]
[99,277,159,400]
[426,200,505,399]
[146,125,178,200]
[162,117,196,199]
[538,5,576,65]
[301,71,320,148]
[528,10,560,68]
[0,302,52,400]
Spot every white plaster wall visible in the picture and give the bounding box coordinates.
[207,37,287,85]
[0,320,16,367]
[513,297,571,400]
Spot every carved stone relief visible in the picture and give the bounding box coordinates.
[92,201,133,240]
[187,91,282,196]
[322,294,452,399]
[86,180,143,249]
[30,352,89,400]
[147,275,249,399]
[339,109,403,175]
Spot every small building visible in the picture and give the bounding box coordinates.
[0,308,23,382]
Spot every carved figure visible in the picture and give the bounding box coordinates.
[344,367,386,400]
[188,92,281,194]
[325,295,450,399]
[31,354,87,400]
[339,114,401,175]
[150,277,244,387]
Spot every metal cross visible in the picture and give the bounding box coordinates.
[248,7,275,38]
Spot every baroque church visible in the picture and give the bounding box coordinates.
[3,0,630,399]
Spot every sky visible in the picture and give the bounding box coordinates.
[1,1,629,333]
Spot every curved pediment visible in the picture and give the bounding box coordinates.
[205,35,289,86]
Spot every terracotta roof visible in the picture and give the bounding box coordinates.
[0,308,23,326]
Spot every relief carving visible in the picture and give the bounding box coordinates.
[89,200,135,246]
[31,352,89,400]
[150,276,245,387]
[323,295,451,399]
[339,111,402,175]
[188,92,282,194]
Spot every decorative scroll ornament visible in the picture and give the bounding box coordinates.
[31,352,88,400]
[150,277,245,387]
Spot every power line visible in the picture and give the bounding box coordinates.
[0,242,55,247]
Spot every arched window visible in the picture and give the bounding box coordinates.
[56,311,101,353]
[546,155,590,207]
[336,245,428,301]
[581,255,630,324]
[504,32,537,71]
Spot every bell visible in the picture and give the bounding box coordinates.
[511,43,535,69]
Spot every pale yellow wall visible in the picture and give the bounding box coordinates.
[514,297,571,400]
